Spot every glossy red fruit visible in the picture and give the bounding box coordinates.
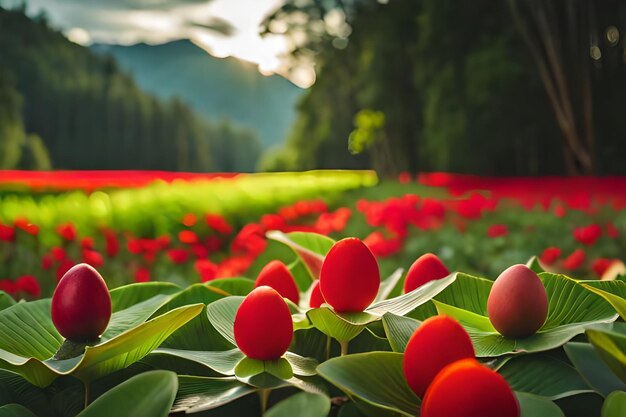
[309,280,325,308]
[319,237,380,313]
[487,264,548,338]
[421,358,520,417]
[51,263,111,341]
[403,315,475,398]
[234,286,293,360]
[403,253,450,293]
[254,260,300,304]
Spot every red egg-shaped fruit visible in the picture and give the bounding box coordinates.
[309,280,325,308]
[403,315,475,398]
[254,260,300,304]
[320,237,380,313]
[51,263,112,342]
[404,253,450,293]
[234,286,293,360]
[421,358,520,417]
[487,264,548,338]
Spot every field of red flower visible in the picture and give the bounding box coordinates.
[0,171,624,300]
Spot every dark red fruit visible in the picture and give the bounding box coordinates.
[51,263,111,342]
[319,237,380,313]
[234,286,293,360]
[404,253,450,293]
[403,315,475,398]
[487,264,548,338]
[421,358,520,417]
[254,260,300,304]
[309,280,325,308]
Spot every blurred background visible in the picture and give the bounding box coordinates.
[1,0,626,177]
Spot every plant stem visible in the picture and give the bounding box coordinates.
[84,382,90,409]
[340,340,349,356]
[259,388,271,416]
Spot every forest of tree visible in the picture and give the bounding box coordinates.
[261,0,626,176]
[0,6,261,172]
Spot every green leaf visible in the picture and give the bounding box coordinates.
[234,357,265,378]
[516,392,564,417]
[381,313,420,353]
[565,342,626,397]
[205,278,255,296]
[0,370,50,416]
[0,302,203,387]
[266,392,331,417]
[317,352,420,417]
[428,273,618,356]
[102,294,173,340]
[206,296,243,346]
[587,323,626,383]
[375,268,404,302]
[602,391,626,417]
[152,348,244,376]
[0,292,15,312]
[499,353,592,399]
[266,231,334,280]
[172,376,256,413]
[526,256,546,274]
[0,404,37,417]
[109,282,180,312]
[76,370,177,417]
[581,282,626,320]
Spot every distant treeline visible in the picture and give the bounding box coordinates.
[0,6,261,172]
[262,0,626,176]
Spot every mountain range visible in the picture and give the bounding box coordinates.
[92,40,304,149]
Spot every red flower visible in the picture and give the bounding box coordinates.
[606,222,619,239]
[134,267,151,283]
[539,247,561,266]
[167,249,189,264]
[80,237,94,249]
[205,214,233,235]
[191,244,209,259]
[15,275,41,298]
[127,238,142,254]
[103,229,119,257]
[563,249,586,270]
[0,279,17,295]
[51,246,67,261]
[182,213,197,227]
[14,217,39,235]
[55,259,74,280]
[363,231,402,257]
[261,214,286,231]
[56,223,77,241]
[487,224,508,238]
[178,230,199,245]
[398,171,412,184]
[591,258,615,278]
[553,204,566,218]
[573,224,602,246]
[195,259,218,282]
[82,249,104,268]
[0,224,15,242]
[41,254,53,270]
[157,235,171,249]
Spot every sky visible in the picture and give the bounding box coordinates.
[6,0,315,87]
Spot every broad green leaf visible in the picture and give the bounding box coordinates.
[205,278,255,296]
[234,357,265,378]
[109,282,180,312]
[76,370,177,417]
[499,353,592,399]
[266,231,334,280]
[0,370,50,416]
[375,268,404,302]
[602,391,626,417]
[526,256,546,274]
[427,273,618,356]
[317,352,420,417]
[582,282,626,320]
[0,404,37,417]
[103,294,173,340]
[381,313,420,353]
[516,392,564,417]
[564,342,626,397]
[266,392,330,417]
[587,323,626,383]
[152,348,244,375]
[0,292,15,312]
[155,285,234,351]
[206,296,243,346]
[308,274,455,343]
[172,376,256,413]
[0,303,203,387]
